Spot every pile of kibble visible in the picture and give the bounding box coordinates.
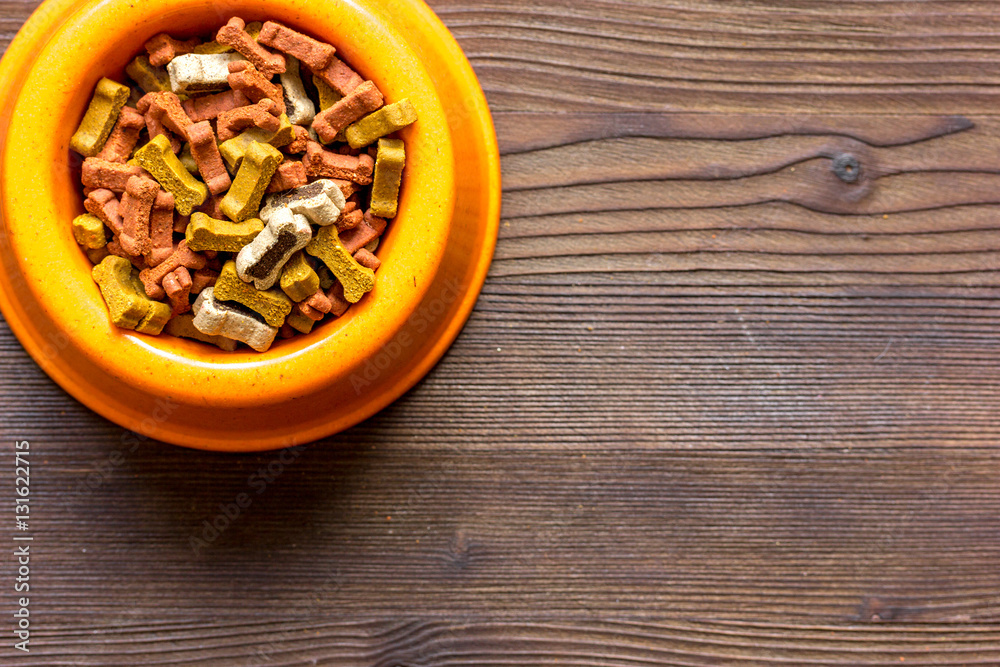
[70,17,415,352]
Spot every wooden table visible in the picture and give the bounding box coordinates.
[3,1,1000,663]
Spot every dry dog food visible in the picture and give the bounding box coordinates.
[72,17,417,352]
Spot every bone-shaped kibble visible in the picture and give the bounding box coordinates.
[162,266,192,315]
[192,287,278,352]
[190,267,219,294]
[137,91,193,141]
[325,282,352,318]
[219,123,291,172]
[213,260,294,326]
[167,52,245,94]
[338,211,386,254]
[353,248,381,272]
[186,121,231,195]
[141,108,182,154]
[345,98,417,149]
[134,134,208,216]
[138,240,207,299]
[312,80,383,144]
[145,33,200,67]
[148,190,175,266]
[220,141,283,222]
[84,188,123,236]
[82,159,142,193]
[96,106,146,163]
[119,175,159,256]
[313,56,364,97]
[182,89,249,122]
[285,310,316,334]
[217,17,285,78]
[261,178,346,227]
[286,125,310,153]
[217,99,282,142]
[305,225,375,303]
[337,207,363,232]
[92,255,171,333]
[235,207,312,290]
[277,56,315,127]
[165,312,238,351]
[258,21,335,72]
[70,77,131,157]
[73,213,107,249]
[185,212,264,252]
[303,141,374,184]
[267,160,308,194]
[295,287,334,321]
[126,55,172,93]
[279,251,320,302]
[369,138,405,218]
[227,60,285,116]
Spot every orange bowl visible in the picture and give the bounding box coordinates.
[0,0,500,451]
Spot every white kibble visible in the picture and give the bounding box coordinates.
[236,207,312,291]
[168,53,245,94]
[192,287,278,353]
[261,179,345,227]
[279,57,316,126]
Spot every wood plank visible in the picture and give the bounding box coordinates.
[13,619,1000,665]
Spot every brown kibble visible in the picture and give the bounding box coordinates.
[337,208,363,232]
[353,248,381,272]
[311,81,383,143]
[216,17,286,78]
[228,60,285,115]
[182,89,249,123]
[138,240,207,299]
[145,33,200,67]
[216,98,282,142]
[119,176,159,256]
[303,290,332,314]
[186,121,232,195]
[85,189,124,236]
[81,159,142,193]
[295,301,324,321]
[363,209,388,235]
[96,107,145,163]
[137,91,193,142]
[142,109,182,154]
[148,190,175,266]
[162,266,193,315]
[313,55,364,96]
[325,282,351,318]
[258,21,336,72]
[266,160,308,193]
[303,141,373,183]
[190,267,219,294]
[284,125,310,154]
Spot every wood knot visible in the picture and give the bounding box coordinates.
[832,153,861,183]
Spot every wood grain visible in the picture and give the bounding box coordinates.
[4,0,1000,664]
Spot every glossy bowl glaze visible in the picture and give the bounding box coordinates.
[0,0,500,451]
